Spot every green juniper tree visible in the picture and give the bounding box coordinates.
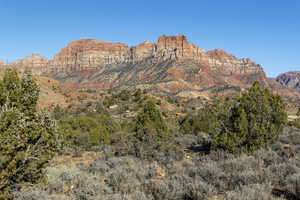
[228,81,287,152]
[131,100,171,158]
[58,102,120,149]
[134,100,169,138]
[0,69,58,199]
[180,81,287,153]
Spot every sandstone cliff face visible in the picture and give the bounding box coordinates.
[48,39,130,73]
[276,71,300,93]
[0,60,5,65]
[6,35,271,97]
[41,35,263,75]
[0,60,6,72]
[9,35,264,76]
[10,54,49,75]
[155,35,204,60]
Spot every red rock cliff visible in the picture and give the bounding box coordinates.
[31,35,263,75]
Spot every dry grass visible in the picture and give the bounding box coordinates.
[51,151,102,168]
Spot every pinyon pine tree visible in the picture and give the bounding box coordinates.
[0,69,58,199]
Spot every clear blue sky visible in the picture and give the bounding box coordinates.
[0,0,299,77]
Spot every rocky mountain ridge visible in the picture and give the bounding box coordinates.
[2,35,263,75]
[1,35,299,100]
[276,71,300,93]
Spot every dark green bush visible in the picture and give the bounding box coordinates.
[52,104,65,120]
[288,107,300,128]
[103,96,118,108]
[0,69,58,199]
[115,89,131,101]
[288,120,300,129]
[133,100,170,139]
[133,88,142,102]
[124,100,172,159]
[180,81,287,153]
[58,108,120,149]
[180,98,235,136]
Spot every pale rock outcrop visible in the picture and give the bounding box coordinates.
[0,60,6,71]
[0,60,5,65]
[10,54,49,75]
[48,39,130,73]
[276,71,300,92]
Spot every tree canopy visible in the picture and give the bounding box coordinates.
[0,69,58,199]
[180,81,287,153]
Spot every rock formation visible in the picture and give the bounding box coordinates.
[40,35,263,76]
[8,35,293,99]
[0,60,5,65]
[276,71,300,93]
[9,54,49,75]
[48,39,130,73]
[0,60,6,72]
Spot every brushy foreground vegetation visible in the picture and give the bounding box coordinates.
[12,127,300,200]
[1,69,300,200]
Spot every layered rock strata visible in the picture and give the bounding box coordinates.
[51,35,262,75]
[276,71,300,93]
[9,54,49,75]
[10,35,263,76]
[3,35,278,98]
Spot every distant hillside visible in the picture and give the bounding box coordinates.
[276,71,300,93]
